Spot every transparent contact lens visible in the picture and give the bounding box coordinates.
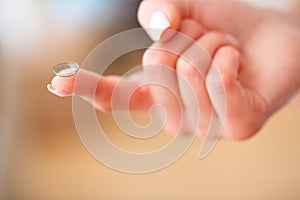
[53,62,80,77]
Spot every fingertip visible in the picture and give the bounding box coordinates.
[138,0,183,42]
[47,75,76,97]
[148,11,171,41]
[47,84,71,97]
[50,75,76,94]
[210,46,241,90]
[215,46,241,70]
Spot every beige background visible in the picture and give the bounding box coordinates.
[1,0,300,199]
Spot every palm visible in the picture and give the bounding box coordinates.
[138,0,300,139]
[222,10,300,138]
[167,0,300,139]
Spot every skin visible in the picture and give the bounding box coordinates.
[48,0,300,140]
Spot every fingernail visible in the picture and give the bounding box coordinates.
[225,35,240,47]
[149,11,171,41]
[47,84,70,97]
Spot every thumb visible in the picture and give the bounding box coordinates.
[138,0,261,42]
[138,0,185,41]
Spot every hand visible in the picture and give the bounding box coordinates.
[48,0,300,140]
[137,0,300,139]
[47,19,240,139]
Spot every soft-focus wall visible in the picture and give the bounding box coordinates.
[1,0,300,200]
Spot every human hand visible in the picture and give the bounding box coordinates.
[48,0,300,140]
[137,0,300,139]
[47,18,240,139]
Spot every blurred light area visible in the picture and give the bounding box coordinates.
[0,1,23,198]
[0,0,140,61]
[0,0,40,59]
[0,0,141,199]
[40,0,116,30]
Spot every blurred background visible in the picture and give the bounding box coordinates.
[1,0,300,199]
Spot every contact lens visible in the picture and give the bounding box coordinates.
[53,62,80,77]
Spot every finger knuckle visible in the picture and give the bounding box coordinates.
[177,56,198,78]
[143,49,169,65]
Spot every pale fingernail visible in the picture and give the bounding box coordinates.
[47,84,70,97]
[149,11,171,41]
[225,35,240,47]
